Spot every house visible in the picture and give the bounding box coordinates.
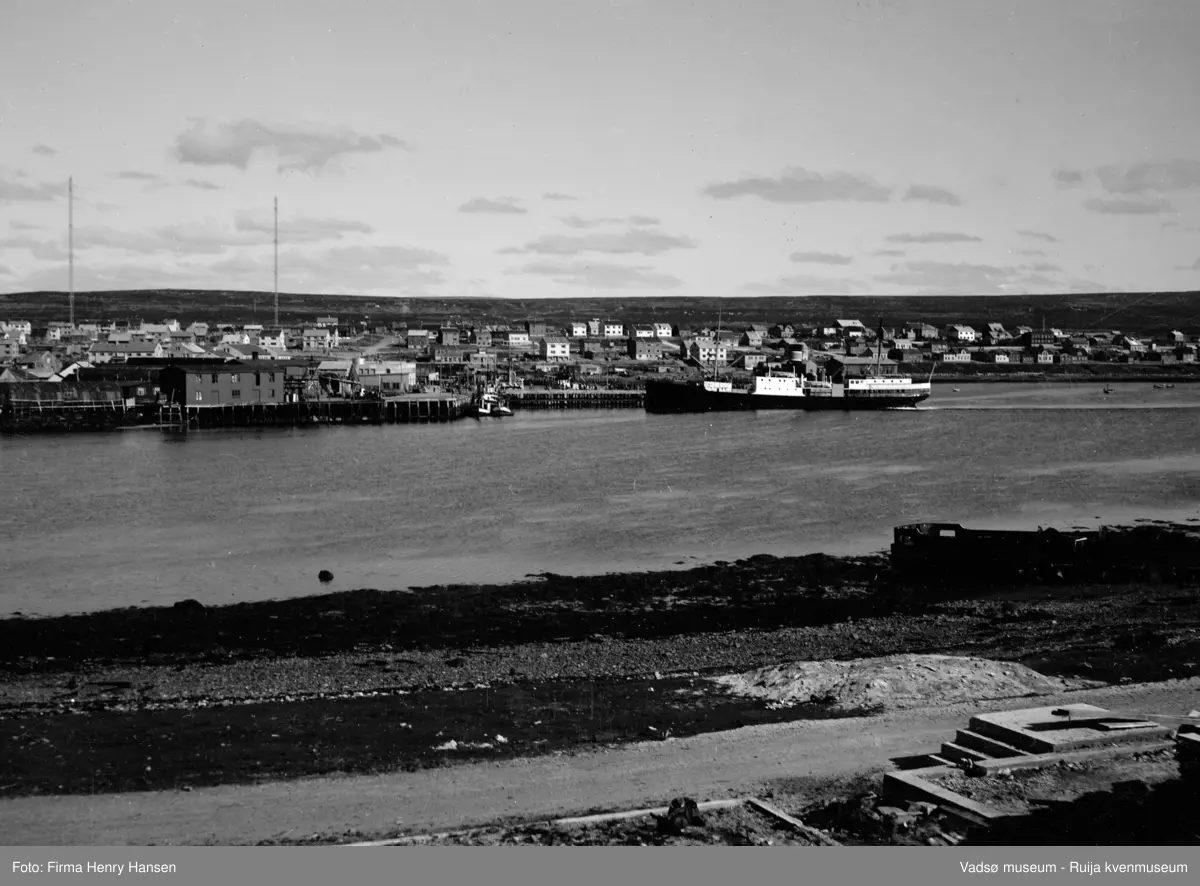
[686,340,728,365]
[1169,330,1186,344]
[945,324,977,344]
[732,352,768,371]
[467,349,498,371]
[166,341,209,360]
[186,322,210,338]
[87,341,165,363]
[0,334,21,360]
[835,319,867,339]
[221,332,251,346]
[253,329,287,349]
[982,323,1010,345]
[628,338,665,361]
[652,322,673,339]
[630,324,655,339]
[1055,352,1088,364]
[540,336,571,360]
[160,362,303,405]
[430,345,465,364]
[768,323,794,339]
[354,360,416,393]
[1175,346,1197,363]
[315,316,339,328]
[525,320,547,338]
[1,320,33,337]
[905,323,940,341]
[494,329,531,347]
[439,326,461,346]
[1019,329,1056,348]
[603,320,625,338]
[587,319,602,337]
[739,329,765,347]
[989,351,1011,363]
[406,329,430,350]
[466,327,491,346]
[934,349,971,363]
[302,328,338,352]
[824,356,902,381]
[567,322,588,338]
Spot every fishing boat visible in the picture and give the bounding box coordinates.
[1153,383,1175,390]
[1103,385,1114,394]
[644,316,932,414]
[470,389,513,417]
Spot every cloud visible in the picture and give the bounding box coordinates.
[543,192,578,201]
[1017,229,1058,243]
[10,220,41,231]
[1052,168,1084,187]
[70,213,379,257]
[743,274,860,295]
[790,251,852,265]
[32,144,57,156]
[875,260,1025,295]
[0,263,15,276]
[0,174,67,203]
[1097,159,1200,194]
[184,179,220,191]
[504,259,682,289]
[1030,262,1062,273]
[1015,248,1045,256]
[902,184,962,206]
[559,215,659,228]
[502,228,695,257]
[3,243,447,296]
[0,235,68,261]
[234,211,374,241]
[173,118,408,172]
[885,231,982,243]
[458,197,527,214]
[115,170,162,181]
[703,166,891,203]
[1162,220,1179,228]
[874,249,905,257]
[1083,196,1175,215]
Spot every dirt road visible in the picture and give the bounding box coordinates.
[4,677,1197,845]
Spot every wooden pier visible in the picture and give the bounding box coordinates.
[506,389,645,410]
[0,399,181,433]
[183,393,472,429]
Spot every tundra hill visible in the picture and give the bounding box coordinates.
[3,289,1199,334]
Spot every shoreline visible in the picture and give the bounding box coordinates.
[2,521,1198,807]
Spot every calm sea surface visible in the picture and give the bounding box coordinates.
[3,382,1199,617]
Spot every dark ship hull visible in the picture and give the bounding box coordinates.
[643,379,929,413]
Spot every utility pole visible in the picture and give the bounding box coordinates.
[68,176,74,327]
[273,196,279,328]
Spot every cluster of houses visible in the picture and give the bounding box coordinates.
[3,313,1199,399]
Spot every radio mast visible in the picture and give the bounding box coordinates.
[273,196,279,328]
[68,177,74,327]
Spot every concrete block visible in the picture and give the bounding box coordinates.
[969,704,1172,754]
[968,739,1175,776]
[881,771,1005,827]
[940,741,990,764]
[955,728,1032,759]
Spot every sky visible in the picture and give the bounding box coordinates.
[1,0,1199,299]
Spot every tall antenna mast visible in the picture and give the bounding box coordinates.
[68,176,74,327]
[273,196,279,328]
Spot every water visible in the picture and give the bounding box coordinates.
[3,382,1199,617]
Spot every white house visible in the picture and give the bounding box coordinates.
[539,336,571,360]
[687,339,728,364]
[87,341,165,363]
[603,320,625,338]
[302,327,339,351]
[630,324,654,339]
[652,322,673,339]
[567,321,588,337]
[946,324,977,344]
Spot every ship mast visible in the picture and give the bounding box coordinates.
[711,308,722,380]
[873,316,885,378]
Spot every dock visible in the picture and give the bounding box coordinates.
[182,393,472,429]
[507,389,644,410]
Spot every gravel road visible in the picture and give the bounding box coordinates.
[3,677,1196,845]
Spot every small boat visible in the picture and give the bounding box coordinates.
[1103,385,1114,394]
[1154,383,1175,389]
[470,390,513,418]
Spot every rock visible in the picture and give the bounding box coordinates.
[318,570,334,583]
[655,797,705,835]
[172,598,205,612]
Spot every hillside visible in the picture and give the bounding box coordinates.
[3,289,1199,334]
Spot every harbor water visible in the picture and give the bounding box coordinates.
[3,382,1199,617]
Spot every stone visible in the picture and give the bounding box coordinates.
[318,570,334,583]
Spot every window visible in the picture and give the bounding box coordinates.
[195,392,202,400]
[268,372,276,383]
[269,389,275,398]
[230,373,240,383]
[211,373,218,383]
[136,387,146,396]
[231,389,241,398]
[254,373,261,386]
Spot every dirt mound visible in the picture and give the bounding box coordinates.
[712,654,1104,713]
